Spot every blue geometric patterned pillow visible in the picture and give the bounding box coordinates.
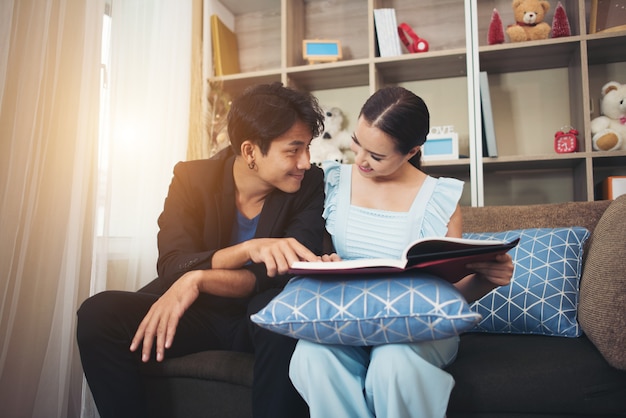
[463,227,590,337]
[251,273,482,346]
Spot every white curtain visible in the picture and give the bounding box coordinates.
[0,0,103,417]
[0,0,192,417]
[94,0,191,294]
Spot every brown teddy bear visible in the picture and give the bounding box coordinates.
[506,0,551,42]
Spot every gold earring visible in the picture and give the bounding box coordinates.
[248,161,256,170]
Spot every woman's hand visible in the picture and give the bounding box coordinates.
[320,253,342,262]
[457,253,514,302]
[467,252,514,287]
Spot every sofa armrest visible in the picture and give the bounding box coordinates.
[579,195,626,370]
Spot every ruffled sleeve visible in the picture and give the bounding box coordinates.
[321,161,343,237]
[420,176,464,238]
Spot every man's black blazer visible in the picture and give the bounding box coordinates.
[152,147,325,294]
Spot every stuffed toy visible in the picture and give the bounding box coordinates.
[506,0,551,42]
[309,106,354,166]
[591,81,626,151]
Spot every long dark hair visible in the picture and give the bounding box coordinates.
[359,86,429,169]
[227,82,325,155]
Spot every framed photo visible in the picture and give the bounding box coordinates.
[422,132,459,161]
[302,40,342,64]
[602,176,626,199]
[589,0,626,34]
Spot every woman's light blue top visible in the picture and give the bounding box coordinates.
[322,161,464,260]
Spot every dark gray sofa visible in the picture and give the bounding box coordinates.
[140,196,626,417]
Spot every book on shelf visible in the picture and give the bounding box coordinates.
[289,236,520,283]
[373,8,402,57]
[480,71,498,157]
[211,14,240,76]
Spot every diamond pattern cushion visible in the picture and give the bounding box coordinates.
[251,273,482,346]
[463,227,590,337]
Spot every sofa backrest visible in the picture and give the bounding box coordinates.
[460,200,612,235]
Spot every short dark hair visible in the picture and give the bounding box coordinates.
[227,83,325,155]
[359,86,430,169]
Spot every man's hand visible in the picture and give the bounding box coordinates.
[244,237,319,277]
[130,272,200,362]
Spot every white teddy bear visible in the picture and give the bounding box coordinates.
[309,106,354,166]
[591,81,626,151]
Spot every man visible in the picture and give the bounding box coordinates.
[77,83,326,418]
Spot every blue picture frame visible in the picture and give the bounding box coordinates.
[303,40,342,63]
[422,132,459,161]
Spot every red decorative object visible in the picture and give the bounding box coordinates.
[552,1,571,38]
[398,23,429,53]
[554,127,579,153]
[487,8,505,45]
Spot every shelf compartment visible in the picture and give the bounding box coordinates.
[478,38,582,74]
[387,0,467,53]
[297,0,370,65]
[214,70,282,98]
[287,60,370,91]
[483,167,581,205]
[591,152,626,199]
[482,153,588,172]
[475,0,581,47]
[482,152,588,205]
[234,6,282,73]
[586,32,626,65]
[590,151,626,168]
[423,158,471,172]
[376,49,467,83]
[481,67,577,158]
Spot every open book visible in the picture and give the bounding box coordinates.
[289,236,520,283]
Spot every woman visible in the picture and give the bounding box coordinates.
[288,86,513,418]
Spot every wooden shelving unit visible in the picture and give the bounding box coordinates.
[208,0,626,207]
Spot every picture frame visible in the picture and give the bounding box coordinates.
[302,40,342,64]
[589,0,626,34]
[422,132,459,161]
[602,176,626,199]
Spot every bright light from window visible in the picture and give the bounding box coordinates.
[96,5,112,236]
